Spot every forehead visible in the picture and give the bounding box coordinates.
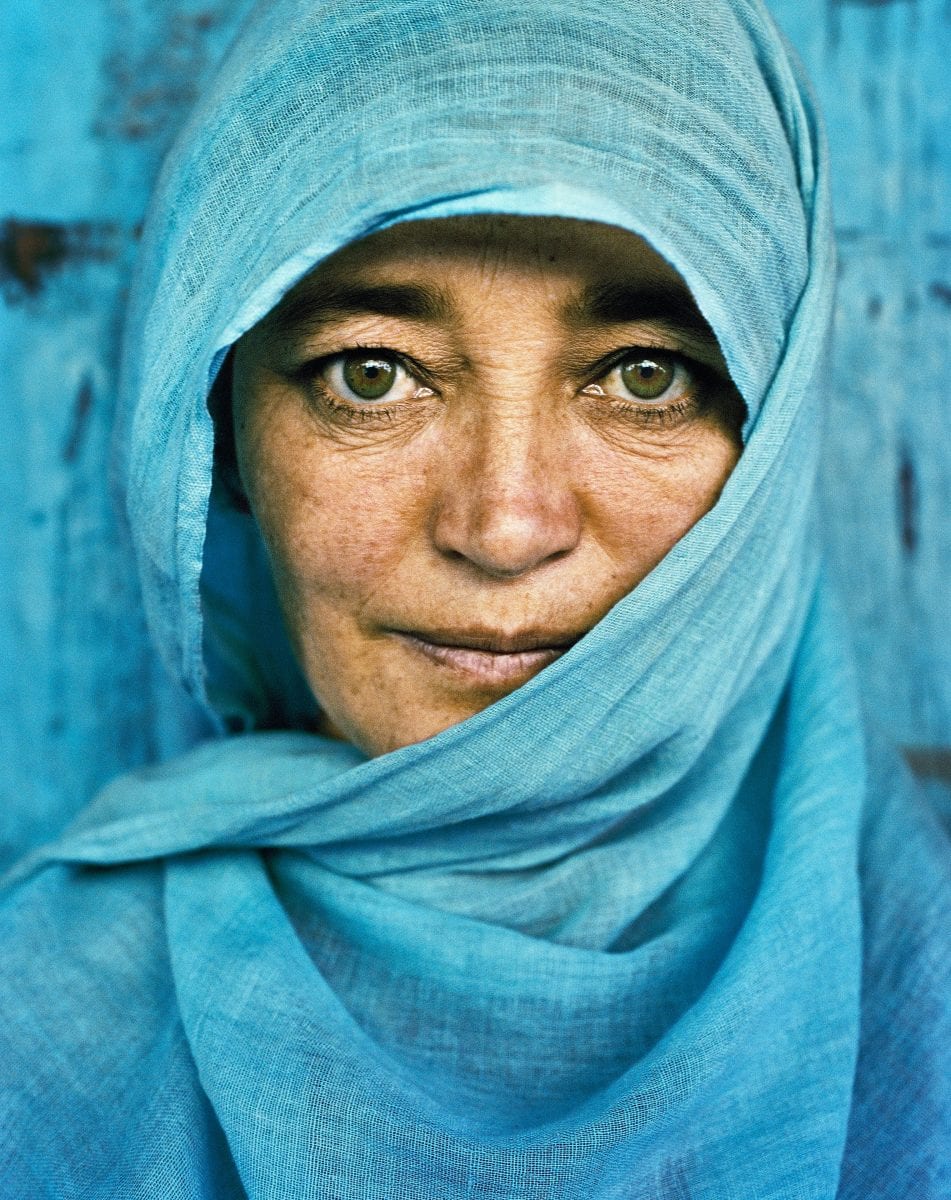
[316,215,682,281]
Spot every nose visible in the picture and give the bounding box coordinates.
[431,403,583,578]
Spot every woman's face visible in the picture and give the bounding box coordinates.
[233,216,743,755]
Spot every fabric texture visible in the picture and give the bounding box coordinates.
[1,0,948,1196]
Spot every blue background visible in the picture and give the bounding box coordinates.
[1,0,948,861]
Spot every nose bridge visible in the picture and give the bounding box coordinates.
[432,390,582,576]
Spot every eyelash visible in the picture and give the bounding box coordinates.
[295,345,426,424]
[580,349,712,427]
[295,344,715,427]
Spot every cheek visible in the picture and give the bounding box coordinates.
[582,421,739,568]
[240,409,428,615]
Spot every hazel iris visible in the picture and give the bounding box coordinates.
[621,354,674,401]
[342,354,397,400]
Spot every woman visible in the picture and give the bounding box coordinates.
[1,0,947,1195]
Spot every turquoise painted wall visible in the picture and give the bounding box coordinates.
[1,0,949,862]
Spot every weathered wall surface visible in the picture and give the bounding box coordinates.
[1,0,948,862]
[0,1,257,859]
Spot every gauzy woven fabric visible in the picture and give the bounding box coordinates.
[1,0,949,1196]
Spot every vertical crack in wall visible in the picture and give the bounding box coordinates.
[63,376,95,465]
[898,442,919,556]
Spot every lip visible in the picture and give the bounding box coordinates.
[392,627,582,688]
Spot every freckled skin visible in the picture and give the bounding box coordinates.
[232,216,743,756]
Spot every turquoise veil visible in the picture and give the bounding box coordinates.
[1,0,947,1195]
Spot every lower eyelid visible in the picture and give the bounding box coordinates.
[311,379,402,422]
[587,395,701,432]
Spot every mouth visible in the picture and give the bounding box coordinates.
[391,626,582,689]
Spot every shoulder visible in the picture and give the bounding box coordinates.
[0,859,172,1064]
[0,861,240,1197]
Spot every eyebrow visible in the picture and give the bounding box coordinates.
[265,281,452,340]
[264,275,719,355]
[564,281,715,341]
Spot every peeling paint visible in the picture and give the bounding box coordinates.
[96,6,232,146]
[0,219,124,301]
[0,221,68,296]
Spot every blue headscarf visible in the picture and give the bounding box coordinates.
[2,0,948,1195]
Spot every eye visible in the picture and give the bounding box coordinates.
[321,351,423,404]
[594,350,687,404]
